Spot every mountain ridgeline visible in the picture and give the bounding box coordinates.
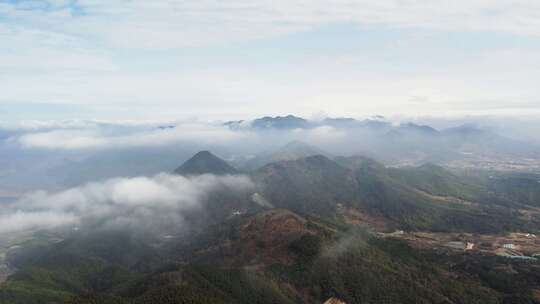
[2,145,540,304]
[241,140,330,170]
[223,115,540,170]
[171,147,540,235]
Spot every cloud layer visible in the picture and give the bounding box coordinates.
[3,0,540,50]
[1,0,540,119]
[14,122,253,149]
[0,173,254,235]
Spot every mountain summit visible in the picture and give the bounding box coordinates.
[174,151,238,175]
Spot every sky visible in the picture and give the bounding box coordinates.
[1,0,540,121]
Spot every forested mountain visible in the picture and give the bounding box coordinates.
[2,152,540,304]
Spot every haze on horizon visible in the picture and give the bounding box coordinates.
[1,0,540,121]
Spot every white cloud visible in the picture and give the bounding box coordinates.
[15,122,253,149]
[0,23,115,73]
[1,0,540,118]
[18,129,108,149]
[1,0,540,62]
[0,210,77,234]
[293,126,346,146]
[2,0,540,50]
[1,173,254,235]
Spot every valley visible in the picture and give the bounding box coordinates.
[342,202,540,266]
[444,157,540,173]
[381,230,540,260]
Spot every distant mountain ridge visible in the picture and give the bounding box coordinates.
[241,141,330,170]
[223,114,540,167]
[223,114,506,136]
[251,115,309,129]
[223,114,391,130]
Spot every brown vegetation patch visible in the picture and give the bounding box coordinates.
[343,207,388,231]
[236,209,312,265]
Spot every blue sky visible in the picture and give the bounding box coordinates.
[1,0,540,121]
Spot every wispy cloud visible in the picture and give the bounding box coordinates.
[1,0,540,118]
[4,0,540,50]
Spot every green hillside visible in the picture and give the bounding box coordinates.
[3,153,540,303]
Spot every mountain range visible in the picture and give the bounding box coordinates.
[223,115,540,167]
[1,115,539,196]
[3,149,540,303]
